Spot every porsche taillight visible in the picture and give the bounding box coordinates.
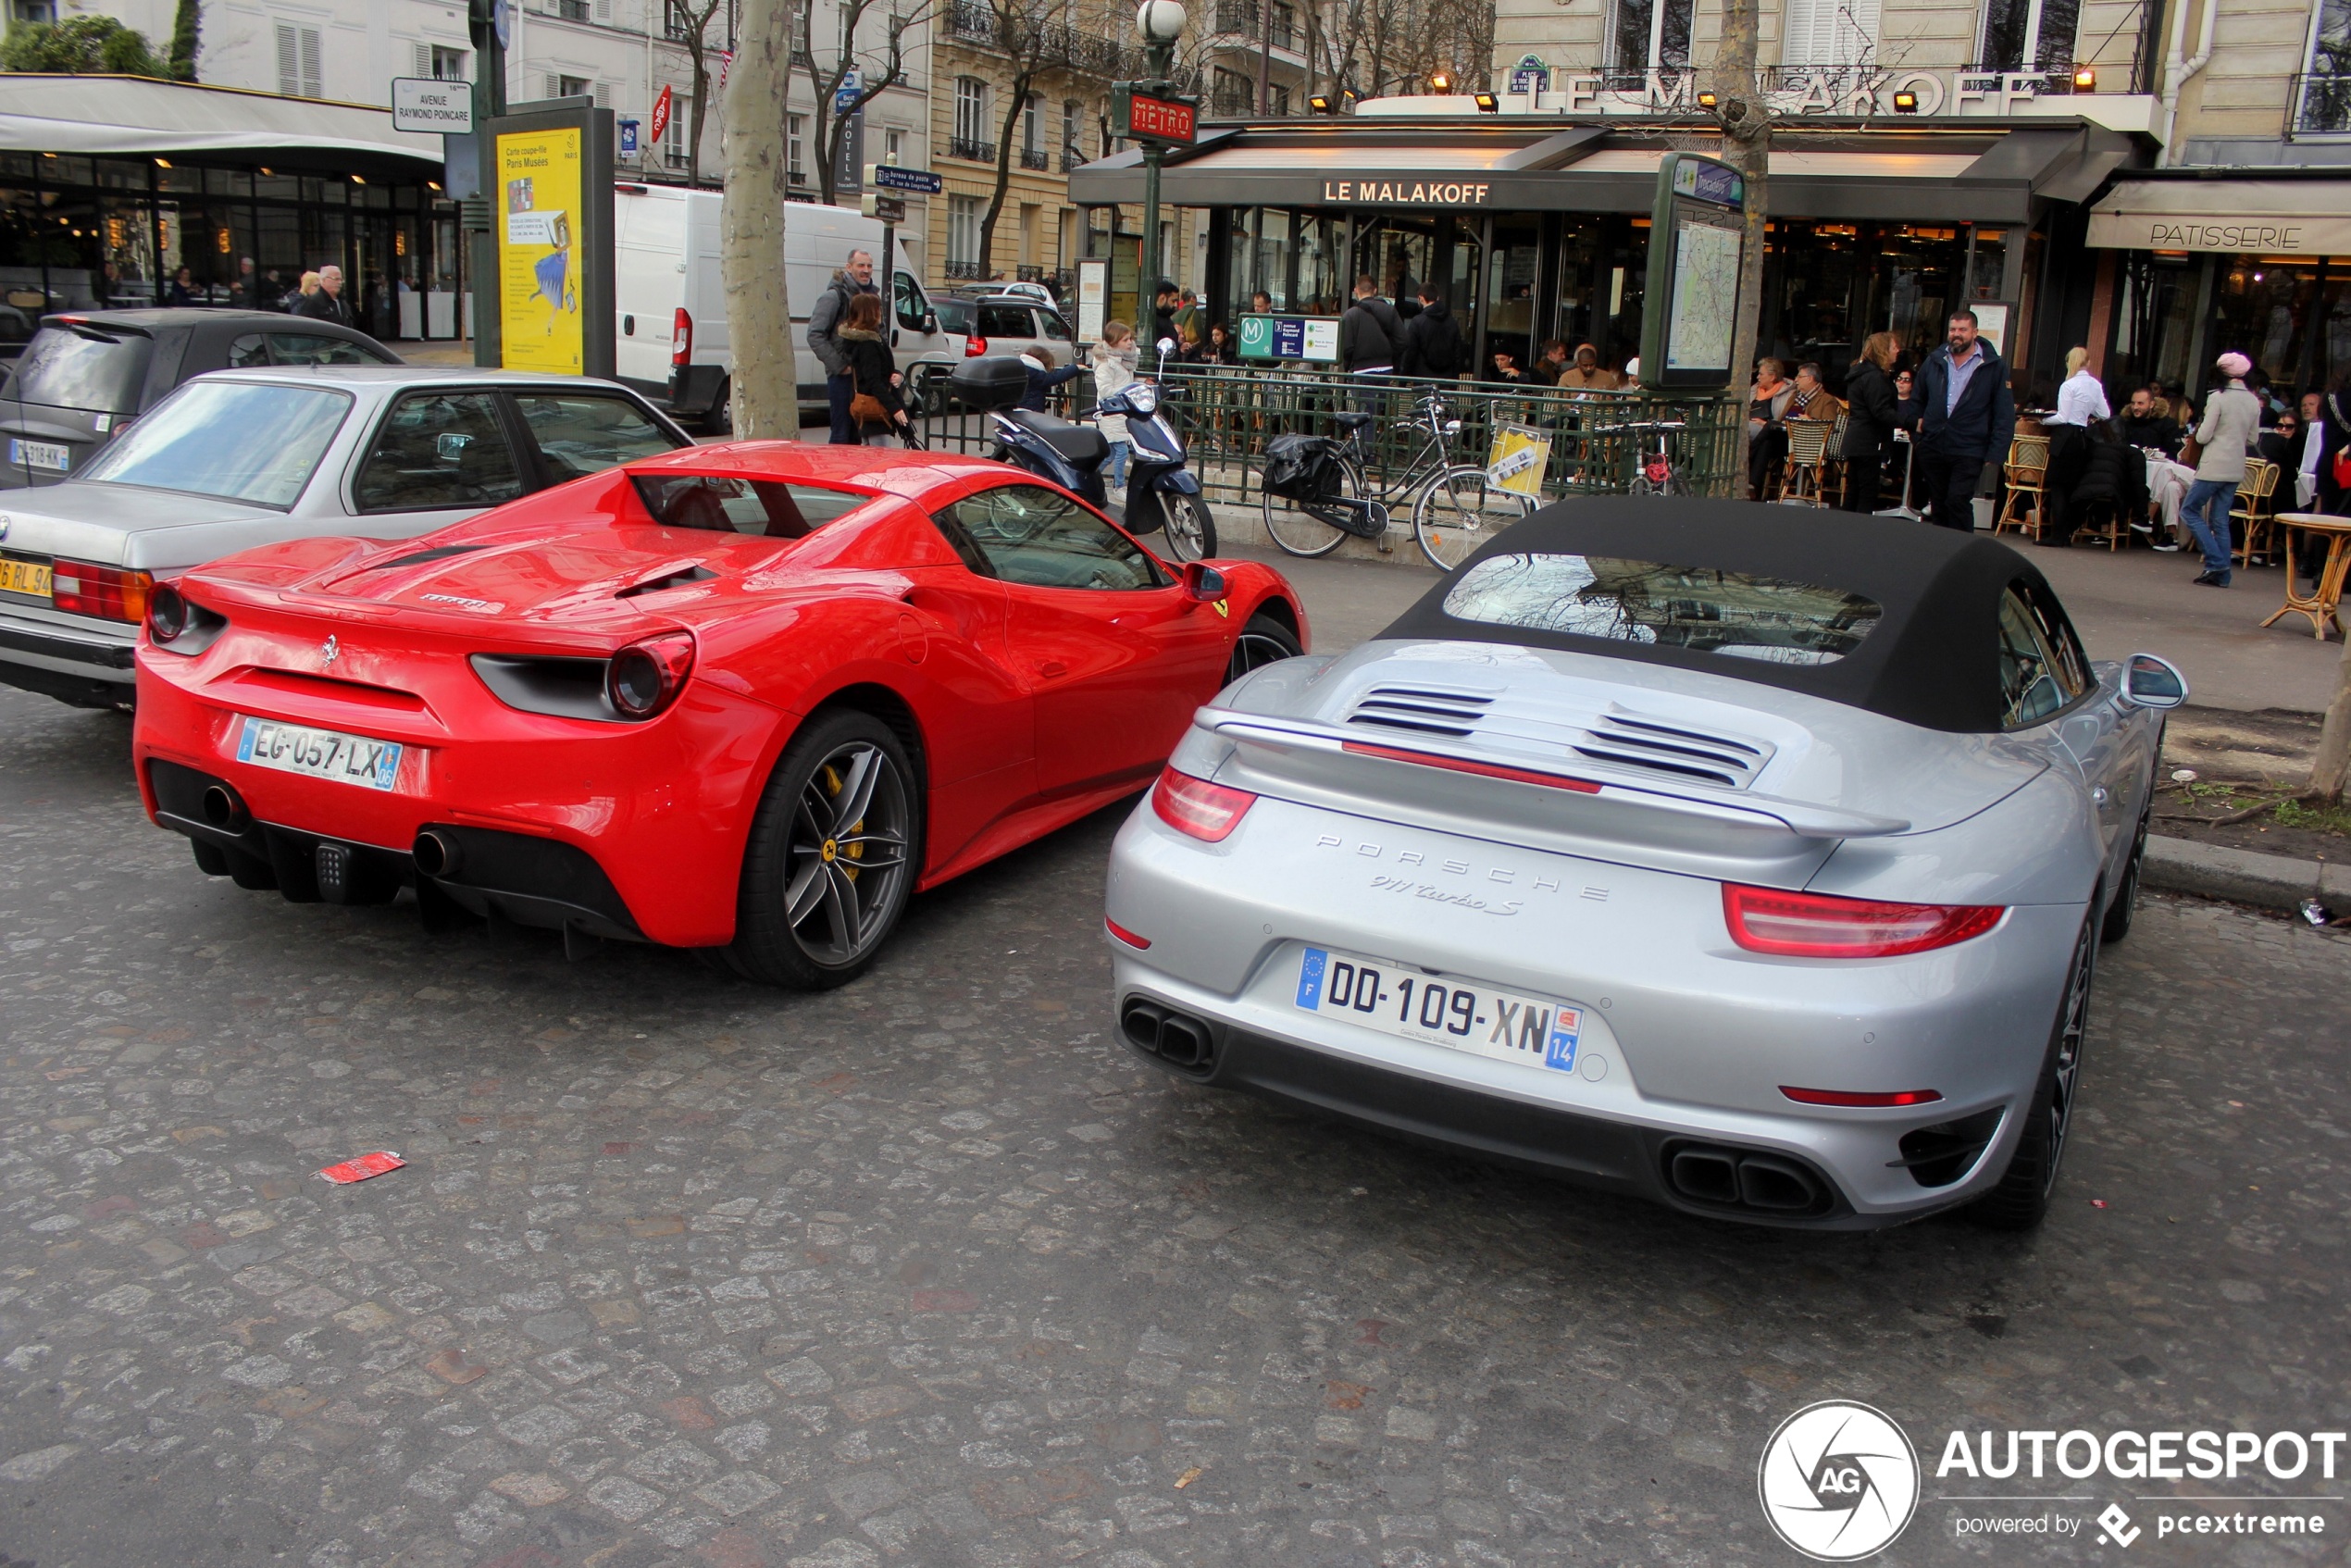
[1723,884,2004,958]
[54,559,153,624]
[1151,765,1255,842]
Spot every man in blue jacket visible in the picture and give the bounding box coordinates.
[1912,309,2017,531]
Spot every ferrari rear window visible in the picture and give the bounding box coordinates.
[1440,552,1882,666]
[630,474,871,537]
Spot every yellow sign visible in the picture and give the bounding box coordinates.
[497,128,584,373]
[1485,424,1552,500]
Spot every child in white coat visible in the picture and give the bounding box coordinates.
[1091,321,1139,496]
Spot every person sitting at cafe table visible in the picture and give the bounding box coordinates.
[1557,342,1621,392]
[1748,357,1796,500]
[2112,383,2182,457]
[1524,340,1570,385]
[1486,348,1530,383]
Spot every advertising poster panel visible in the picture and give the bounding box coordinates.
[497,127,585,374]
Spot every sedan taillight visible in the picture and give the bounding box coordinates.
[1723,884,2003,958]
[1151,765,1255,842]
[605,631,696,719]
[53,559,153,625]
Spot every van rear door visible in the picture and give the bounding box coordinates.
[613,187,686,398]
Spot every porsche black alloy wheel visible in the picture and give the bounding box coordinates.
[1970,909,2096,1230]
[1225,612,1301,686]
[727,711,920,989]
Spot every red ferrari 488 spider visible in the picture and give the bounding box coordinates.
[131,443,1307,987]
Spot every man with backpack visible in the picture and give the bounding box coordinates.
[1399,285,1462,380]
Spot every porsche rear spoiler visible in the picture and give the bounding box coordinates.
[1199,709,1911,840]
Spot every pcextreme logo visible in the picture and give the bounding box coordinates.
[1758,1400,1922,1562]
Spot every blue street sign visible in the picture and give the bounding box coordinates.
[618,118,639,155]
[834,69,862,115]
[870,164,944,194]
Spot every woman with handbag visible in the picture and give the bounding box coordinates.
[836,292,910,445]
[1840,333,1906,515]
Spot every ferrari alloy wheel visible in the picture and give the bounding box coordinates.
[2101,756,2158,945]
[1414,466,1535,573]
[1970,910,2096,1231]
[1225,613,1302,687]
[1160,491,1218,563]
[728,711,920,989]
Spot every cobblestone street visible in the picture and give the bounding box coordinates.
[3,687,2349,1568]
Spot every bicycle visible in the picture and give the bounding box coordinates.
[1259,392,1537,571]
[1586,417,1691,495]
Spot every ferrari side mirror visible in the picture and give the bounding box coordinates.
[2122,652,2188,708]
[1182,562,1226,602]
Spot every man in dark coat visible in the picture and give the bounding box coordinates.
[293,264,353,326]
[805,249,878,445]
[2111,383,2182,456]
[1337,275,1401,376]
[1912,309,2016,531]
[1399,286,1462,380]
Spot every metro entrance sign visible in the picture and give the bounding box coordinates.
[1113,84,1196,145]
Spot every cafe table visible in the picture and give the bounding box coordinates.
[2263,513,2351,640]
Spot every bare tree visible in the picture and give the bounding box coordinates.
[665,0,729,186]
[799,0,938,205]
[1304,0,1486,100]
[957,0,1126,279]
[1707,0,1772,477]
[723,0,800,437]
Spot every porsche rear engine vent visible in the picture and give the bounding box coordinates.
[1570,712,1770,789]
[1343,685,1496,739]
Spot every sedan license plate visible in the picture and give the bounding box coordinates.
[1296,945,1582,1075]
[234,716,404,791]
[9,439,70,472]
[0,558,52,598]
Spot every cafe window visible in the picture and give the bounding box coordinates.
[1977,0,2079,71]
[1608,0,1694,74]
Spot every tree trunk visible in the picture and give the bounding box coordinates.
[1709,0,1769,493]
[687,57,710,186]
[2313,633,2351,804]
[722,0,799,439]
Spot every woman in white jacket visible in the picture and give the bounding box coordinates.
[1091,321,1139,496]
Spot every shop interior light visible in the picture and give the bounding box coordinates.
[2072,66,2096,89]
[352,174,367,184]
[1474,91,1499,112]
[155,158,172,168]
[1892,90,1919,112]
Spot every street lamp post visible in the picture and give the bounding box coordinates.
[1133,0,1186,341]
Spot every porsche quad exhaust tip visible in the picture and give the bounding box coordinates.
[1119,997,1216,1075]
[1663,1142,1832,1216]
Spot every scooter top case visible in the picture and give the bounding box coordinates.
[946,355,1030,411]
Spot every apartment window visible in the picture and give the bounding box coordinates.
[1269,81,1289,115]
[1063,100,1079,153]
[10,0,58,22]
[1024,93,1041,153]
[1213,66,1253,115]
[275,23,323,97]
[1782,0,1879,67]
[949,194,983,273]
[2298,0,2351,133]
[431,44,469,78]
[885,127,906,163]
[953,76,992,158]
[792,0,812,54]
[1270,0,1294,49]
[1977,0,2078,69]
[664,94,691,167]
[1606,0,1693,72]
[789,113,807,184]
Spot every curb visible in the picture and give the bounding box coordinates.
[2143,833,2342,914]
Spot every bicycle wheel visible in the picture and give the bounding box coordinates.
[1413,466,1534,572]
[1261,454,1361,558]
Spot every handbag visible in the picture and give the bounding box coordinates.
[850,392,889,427]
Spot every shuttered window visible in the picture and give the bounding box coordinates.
[276,22,322,97]
[1780,0,1877,67]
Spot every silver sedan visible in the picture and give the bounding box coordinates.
[0,366,690,708]
[1103,499,2190,1232]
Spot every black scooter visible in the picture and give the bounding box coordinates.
[950,339,1216,561]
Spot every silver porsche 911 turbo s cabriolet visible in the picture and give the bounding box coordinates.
[1102,499,2190,1231]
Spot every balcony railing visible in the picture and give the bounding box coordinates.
[945,1,996,43]
[945,0,1133,74]
[1212,2,1296,48]
[1211,84,1255,116]
[2290,71,2351,137]
[1020,146,1049,169]
[1061,146,1089,170]
[949,134,996,162]
[1016,264,1045,280]
[945,259,988,280]
[1583,56,2139,109]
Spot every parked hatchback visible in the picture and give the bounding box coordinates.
[0,365,690,708]
[0,309,398,489]
[932,294,1076,364]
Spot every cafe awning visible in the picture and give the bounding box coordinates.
[0,73,444,175]
[1068,118,2137,224]
[2085,176,2351,254]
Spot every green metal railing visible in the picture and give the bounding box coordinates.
[910,362,1746,505]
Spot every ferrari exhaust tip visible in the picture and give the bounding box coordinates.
[200,783,248,833]
[412,829,461,878]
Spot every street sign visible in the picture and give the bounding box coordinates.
[492,0,511,49]
[1639,152,1746,390]
[868,164,943,194]
[650,84,672,145]
[392,77,475,133]
[1509,54,1549,94]
[1113,83,1196,144]
[618,118,639,157]
[1076,258,1107,343]
[834,69,863,116]
[1238,313,1336,363]
[860,193,905,222]
[833,111,865,194]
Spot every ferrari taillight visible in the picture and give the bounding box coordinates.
[964,334,988,357]
[606,631,696,719]
[1723,884,2003,958]
[672,307,692,366]
[54,559,153,625]
[1151,765,1254,842]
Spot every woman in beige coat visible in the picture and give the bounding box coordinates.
[2182,351,2262,587]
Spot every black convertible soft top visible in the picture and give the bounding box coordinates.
[1380,497,2059,734]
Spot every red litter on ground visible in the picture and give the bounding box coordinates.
[318,1151,406,1184]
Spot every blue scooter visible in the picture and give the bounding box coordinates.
[981,339,1215,562]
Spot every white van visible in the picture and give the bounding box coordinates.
[613,184,964,433]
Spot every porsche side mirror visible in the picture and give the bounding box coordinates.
[2122,653,2188,709]
[1182,562,1226,602]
